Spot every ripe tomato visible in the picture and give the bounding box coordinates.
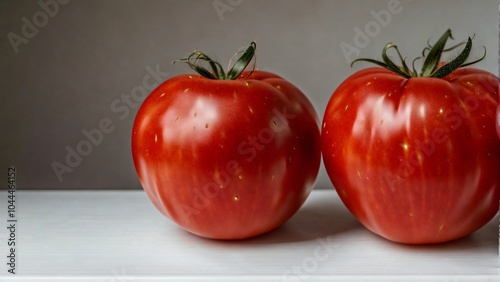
[322,30,499,244]
[132,43,321,239]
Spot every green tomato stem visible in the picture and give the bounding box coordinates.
[174,42,256,80]
[351,29,486,79]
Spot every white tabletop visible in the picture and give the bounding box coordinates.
[0,189,498,281]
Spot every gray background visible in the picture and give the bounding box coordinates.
[0,0,498,189]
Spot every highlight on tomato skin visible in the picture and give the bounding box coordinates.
[131,43,322,240]
[321,29,500,244]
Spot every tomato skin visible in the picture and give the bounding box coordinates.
[497,103,500,140]
[132,70,321,239]
[322,67,499,244]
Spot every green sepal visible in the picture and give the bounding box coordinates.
[350,29,486,79]
[174,42,256,80]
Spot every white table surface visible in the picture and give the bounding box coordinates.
[0,189,498,282]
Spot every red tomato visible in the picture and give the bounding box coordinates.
[322,30,499,244]
[132,44,321,239]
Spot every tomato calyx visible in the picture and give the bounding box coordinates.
[173,42,257,80]
[351,29,486,79]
